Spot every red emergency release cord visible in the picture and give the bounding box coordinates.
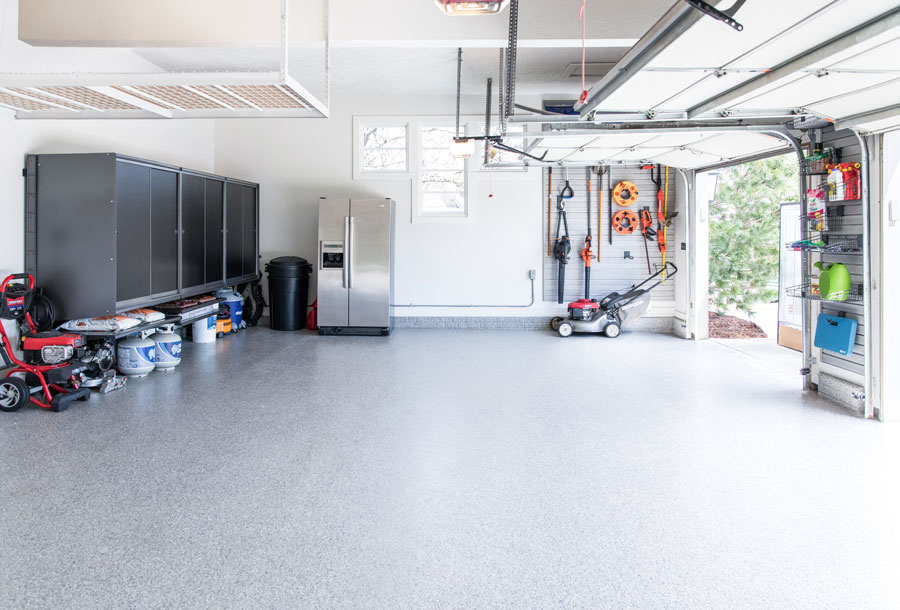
[579,0,588,105]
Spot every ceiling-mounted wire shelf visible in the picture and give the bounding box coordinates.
[785,233,862,253]
[786,282,863,304]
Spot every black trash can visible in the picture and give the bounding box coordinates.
[266,256,312,331]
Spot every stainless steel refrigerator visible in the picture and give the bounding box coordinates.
[317,198,395,335]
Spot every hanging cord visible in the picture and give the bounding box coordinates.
[579,0,588,105]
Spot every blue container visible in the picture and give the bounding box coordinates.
[215,289,243,331]
[814,313,858,356]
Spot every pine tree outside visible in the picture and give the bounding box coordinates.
[708,154,799,320]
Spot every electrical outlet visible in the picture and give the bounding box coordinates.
[528,269,536,280]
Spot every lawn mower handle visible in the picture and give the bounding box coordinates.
[1,274,34,292]
[630,261,677,293]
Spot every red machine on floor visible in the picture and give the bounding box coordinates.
[0,274,90,412]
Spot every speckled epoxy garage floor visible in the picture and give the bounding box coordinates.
[1,327,899,610]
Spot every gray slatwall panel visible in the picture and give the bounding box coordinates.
[816,129,865,377]
[542,166,677,304]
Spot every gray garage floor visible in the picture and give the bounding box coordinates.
[1,327,899,610]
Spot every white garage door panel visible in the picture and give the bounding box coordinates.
[808,77,900,118]
[846,115,900,134]
[651,148,723,169]
[539,136,604,150]
[596,71,706,111]
[730,0,900,69]
[822,32,900,71]
[690,132,788,158]
[565,148,628,163]
[610,147,673,162]
[730,72,894,112]
[583,133,660,148]
[656,71,758,110]
[638,131,719,148]
[645,0,834,70]
[713,72,809,112]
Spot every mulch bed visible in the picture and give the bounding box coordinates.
[708,312,768,339]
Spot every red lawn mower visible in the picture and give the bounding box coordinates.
[0,274,91,412]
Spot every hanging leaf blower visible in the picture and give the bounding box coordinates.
[553,170,575,304]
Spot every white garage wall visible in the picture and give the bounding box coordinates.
[0,115,216,280]
[213,94,563,319]
[0,93,687,327]
[0,113,216,339]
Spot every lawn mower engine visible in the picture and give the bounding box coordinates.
[22,331,86,365]
[567,299,600,320]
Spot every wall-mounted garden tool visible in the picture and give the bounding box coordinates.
[642,163,677,281]
[582,167,594,300]
[607,167,614,245]
[553,170,575,303]
[639,207,656,274]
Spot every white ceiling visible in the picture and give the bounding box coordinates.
[3,0,900,165]
[0,0,674,102]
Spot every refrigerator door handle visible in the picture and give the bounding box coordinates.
[343,216,349,289]
[348,216,355,289]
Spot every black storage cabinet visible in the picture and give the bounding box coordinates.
[266,256,312,331]
[25,153,260,321]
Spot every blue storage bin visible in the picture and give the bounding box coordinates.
[813,313,858,356]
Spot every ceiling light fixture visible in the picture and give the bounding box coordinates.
[435,0,510,16]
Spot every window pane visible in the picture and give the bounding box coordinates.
[482,123,527,169]
[420,125,467,217]
[422,126,456,149]
[422,170,465,192]
[422,192,465,214]
[422,150,465,170]
[362,125,407,171]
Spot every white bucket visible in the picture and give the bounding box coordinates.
[192,315,217,343]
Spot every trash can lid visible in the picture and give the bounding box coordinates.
[267,256,310,268]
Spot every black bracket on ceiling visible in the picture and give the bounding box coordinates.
[681,0,747,32]
[459,135,548,163]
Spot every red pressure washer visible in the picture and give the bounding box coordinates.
[0,274,91,412]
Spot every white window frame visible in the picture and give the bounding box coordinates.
[354,115,539,223]
[476,122,530,173]
[353,117,412,180]
[413,119,473,223]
